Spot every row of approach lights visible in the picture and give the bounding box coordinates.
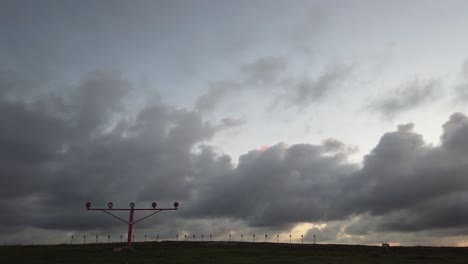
[181,233,311,244]
[70,234,160,244]
[72,233,314,244]
[85,201,179,209]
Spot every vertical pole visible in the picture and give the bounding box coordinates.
[127,208,134,249]
[313,235,315,244]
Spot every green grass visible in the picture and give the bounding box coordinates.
[1,241,468,264]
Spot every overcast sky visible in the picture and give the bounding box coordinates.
[3,0,468,246]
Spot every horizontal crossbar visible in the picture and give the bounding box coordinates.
[87,208,177,211]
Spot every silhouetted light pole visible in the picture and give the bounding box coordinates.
[145,234,147,242]
[229,233,231,241]
[176,234,179,241]
[289,234,291,244]
[184,234,187,241]
[313,234,316,244]
[95,235,98,244]
[210,234,212,241]
[157,234,159,242]
[107,235,110,243]
[83,235,86,244]
[277,234,279,243]
[253,234,255,242]
[201,234,204,241]
[241,234,243,242]
[120,235,123,243]
[301,235,303,244]
[70,235,74,245]
[85,201,179,249]
[265,234,267,242]
[193,234,195,241]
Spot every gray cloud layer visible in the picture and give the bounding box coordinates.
[2,68,468,244]
[195,57,352,112]
[280,64,353,108]
[370,78,439,118]
[454,60,468,102]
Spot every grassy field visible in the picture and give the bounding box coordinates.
[1,241,468,264]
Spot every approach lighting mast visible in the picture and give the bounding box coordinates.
[85,201,179,249]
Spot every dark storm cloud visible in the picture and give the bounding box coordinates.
[182,112,468,235]
[184,142,360,227]
[371,78,439,117]
[3,71,468,242]
[0,70,232,232]
[339,113,468,233]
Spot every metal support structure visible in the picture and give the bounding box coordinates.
[85,201,178,249]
